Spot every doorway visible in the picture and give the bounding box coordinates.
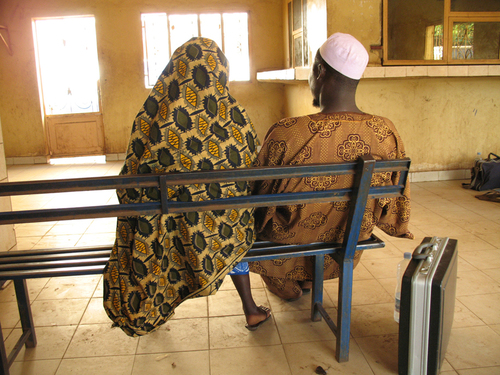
[33,16,105,158]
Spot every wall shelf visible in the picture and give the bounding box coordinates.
[257,65,500,82]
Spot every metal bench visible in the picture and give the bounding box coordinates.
[0,154,410,374]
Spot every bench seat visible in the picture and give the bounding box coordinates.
[0,154,410,375]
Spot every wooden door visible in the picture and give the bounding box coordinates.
[33,16,104,158]
[46,113,105,157]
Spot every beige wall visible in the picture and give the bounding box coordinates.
[358,77,500,171]
[283,77,500,171]
[1,0,499,172]
[0,116,16,252]
[326,0,383,65]
[0,0,284,157]
[282,0,500,172]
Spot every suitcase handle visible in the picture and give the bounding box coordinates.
[413,242,435,260]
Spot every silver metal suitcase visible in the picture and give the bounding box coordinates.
[398,237,458,375]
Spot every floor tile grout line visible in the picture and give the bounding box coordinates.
[351,336,377,375]
[207,294,212,374]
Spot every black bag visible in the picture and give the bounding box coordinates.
[464,153,500,191]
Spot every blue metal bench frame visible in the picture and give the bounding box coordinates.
[0,154,410,374]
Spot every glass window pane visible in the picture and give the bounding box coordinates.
[451,0,500,12]
[387,0,444,60]
[200,14,222,47]
[169,14,198,54]
[293,0,302,31]
[302,0,308,66]
[293,35,303,66]
[223,13,250,81]
[452,22,500,60]
[142,13,169,87]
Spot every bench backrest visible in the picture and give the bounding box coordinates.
[0,155,410,258]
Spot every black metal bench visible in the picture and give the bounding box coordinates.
[0,155,410,374]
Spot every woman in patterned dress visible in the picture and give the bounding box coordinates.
[103,37,269,336]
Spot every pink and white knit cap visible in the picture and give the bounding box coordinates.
[319,33,369,80]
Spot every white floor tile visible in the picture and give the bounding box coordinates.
[1,162,499,375]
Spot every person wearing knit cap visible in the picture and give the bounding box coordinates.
[249,33,413,301]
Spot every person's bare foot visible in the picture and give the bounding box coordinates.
[245,305,271,330]
[299,280,313,294]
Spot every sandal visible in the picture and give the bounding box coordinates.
[475,191,500,203]
[245,306,272,331]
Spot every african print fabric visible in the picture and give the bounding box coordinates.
[103,37,260,336]
[249,112,413,296]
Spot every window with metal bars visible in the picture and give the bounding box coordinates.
[141,12,250,87]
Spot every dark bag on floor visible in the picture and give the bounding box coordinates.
[465,153,500,191]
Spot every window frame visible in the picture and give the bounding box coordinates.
[286,0,309,69]
[141,11,251,88]
[383,0,500,66]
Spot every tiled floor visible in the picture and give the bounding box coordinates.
[1,161,500,375]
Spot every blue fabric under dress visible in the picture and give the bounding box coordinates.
[228,261,249,275]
